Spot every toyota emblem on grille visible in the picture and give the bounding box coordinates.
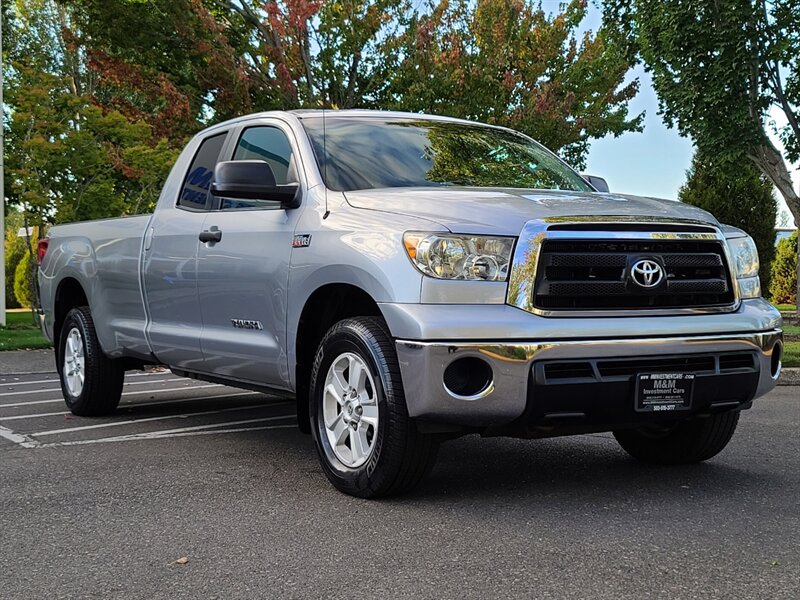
[630,259,664,289]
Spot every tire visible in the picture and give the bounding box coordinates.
[57,306,124,416]
[613,411,740,465]
[309,317,438,498]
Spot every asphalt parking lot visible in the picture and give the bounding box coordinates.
[0,365,798,599]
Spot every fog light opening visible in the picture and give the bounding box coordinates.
[770,342,782,379]
[443,357,494,400]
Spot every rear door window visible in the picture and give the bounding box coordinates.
[178,132,228,210]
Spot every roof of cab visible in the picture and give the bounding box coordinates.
[195,108,494,137]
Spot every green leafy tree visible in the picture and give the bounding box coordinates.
[605,0,800,310]
[679,153,777,289]
[769,231,797,304]
[3,1,181,234]
[390,0,642,168]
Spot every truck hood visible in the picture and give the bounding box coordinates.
[343,187,719,235]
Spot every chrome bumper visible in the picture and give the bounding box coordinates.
[395,330,783,426]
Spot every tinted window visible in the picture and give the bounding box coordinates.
[178,133,227,210]
[301,117,592,193]
[233,127,295,185]
[220,126,296,210]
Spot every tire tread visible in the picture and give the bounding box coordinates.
[59,306,124,416]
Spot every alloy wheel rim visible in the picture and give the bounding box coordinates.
[322,352,379,468]
[63,327,85,397]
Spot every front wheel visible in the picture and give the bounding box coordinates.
[613,411,740,465]
[309,317,438,498]
[58,306,125,416]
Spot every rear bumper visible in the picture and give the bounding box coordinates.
[395,330,783,428]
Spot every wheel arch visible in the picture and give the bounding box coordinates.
[293,283,384,432]
[53,277,90,353]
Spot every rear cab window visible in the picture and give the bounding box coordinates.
[178,132,228,210]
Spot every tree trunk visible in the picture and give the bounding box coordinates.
[748,138,800,314]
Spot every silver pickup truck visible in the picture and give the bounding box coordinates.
[38,109,783,497]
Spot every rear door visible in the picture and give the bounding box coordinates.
[142,130,230,369]
[196,120,305,387]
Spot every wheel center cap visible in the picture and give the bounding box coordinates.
[343,396,361,426]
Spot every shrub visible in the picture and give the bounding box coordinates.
[13,254,37,309]
[5,213,28,309]
[769,231,797,305]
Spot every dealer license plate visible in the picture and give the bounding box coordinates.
[635,373,695,413]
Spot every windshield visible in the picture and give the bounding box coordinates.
[300,116,592,193]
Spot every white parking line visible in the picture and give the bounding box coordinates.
[0,425,40,449]
[0,378,185,398]
[39,423,297,447]
[0,384,224,408]
[32,401,293,436]
[0,371,171,388]
[0,391,266,421]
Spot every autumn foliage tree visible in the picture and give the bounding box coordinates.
[389,0,642,167]
[3,0,643,241]
[3,0,180,233]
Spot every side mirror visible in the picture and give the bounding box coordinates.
[581,174,610,193]
[211,160,300,208]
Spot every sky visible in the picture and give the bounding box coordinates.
[574,2,694,201]
[583,66,693,201]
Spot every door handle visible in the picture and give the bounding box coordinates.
[199,228,222,243]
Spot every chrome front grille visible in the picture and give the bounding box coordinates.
[506,219,740,316]
[532,239,734,310]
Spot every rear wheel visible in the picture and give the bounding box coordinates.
[613,411,740,464]
[310,317,438,498]
[58,307,124,416]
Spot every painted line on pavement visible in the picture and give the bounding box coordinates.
[0,425,41,449]
[0,378,187,398]
[0,391,265,421]
[0,384,224,408]
[38,423,297,447]
[32,401,293,437]
[0,371,172,388]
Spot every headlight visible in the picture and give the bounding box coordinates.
[726,235,761,298]
[727,235,759,279]
[403,232,515,281]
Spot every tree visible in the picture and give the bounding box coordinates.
[3,1,181,235]
[64,0,252,135]
[605,0,800,310]
[769,231,797,304]
[679,152,777,289]
[390,0,642,168]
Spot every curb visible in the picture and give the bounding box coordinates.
[777,367,800,386]
[0,349,56,376]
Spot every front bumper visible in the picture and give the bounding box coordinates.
[395,330,783,428]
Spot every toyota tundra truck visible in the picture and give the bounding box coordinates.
[37,110,784,498]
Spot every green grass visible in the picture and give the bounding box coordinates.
[774,304,797,312]
[0,311,51,351]
[784,325,800,336]
[783,341,800,368]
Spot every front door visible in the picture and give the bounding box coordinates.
[196,122,304,387]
